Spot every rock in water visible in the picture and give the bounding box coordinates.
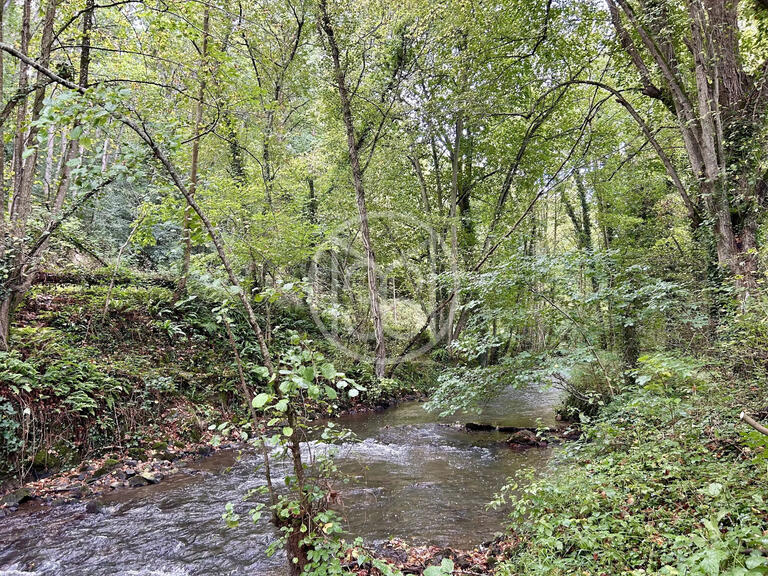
[1,488,32,506]
[507,429,547,449]
[134,472,159,484]
[128,475,149,488]
[465,422,496,432]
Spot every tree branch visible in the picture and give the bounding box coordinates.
[741,411,768,436]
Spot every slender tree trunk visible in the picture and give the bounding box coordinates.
[43,130,56,202]
[225,112,246,184]
[410,154,439,337]
[0,0,5,260]
[175,8,209,299]
[319,1,387,378]
[429,135,447,336]
[52,0,94,215]
[9,0,31,238]
[14,0,57,233]
[103,215,146,317]
[0,0,34,350]
[305,177,319,279]
[446,115,462,345]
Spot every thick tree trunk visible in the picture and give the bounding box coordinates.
[607,0,767,293]
[708,182,759,291]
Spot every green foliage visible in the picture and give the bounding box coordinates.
[633,352,710,395]
[494,367,768,576]
[1,0,767,573]
[0,397,23,474]
[556,352,622,420]
[717,292,768,376]
[424,559,455,576]
[427,350,547,416]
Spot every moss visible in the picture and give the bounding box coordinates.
[151,441,168,451]
[31,441,77,471]
[128,447,149,462]
[32,449,61,470]
[92,458,121,479]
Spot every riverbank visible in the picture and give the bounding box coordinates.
[0,271,433,504]
[489,366,768,575]
[0,437,228,512]
[0,392,430,513]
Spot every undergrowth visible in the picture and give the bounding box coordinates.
[0,270,430,483]
[494,358,768,576]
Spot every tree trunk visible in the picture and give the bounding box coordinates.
[14,0,57,235]
[319,1,387,378]
[9,0,31,241]
[0,0,39,351]
[410,154,439,337]
[607,0,766,293]
[0,0,5,261]
[446,115,462,345]
[175,8,209,299]
[0,296,12,351]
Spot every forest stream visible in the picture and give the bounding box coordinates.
[0,385,562,576]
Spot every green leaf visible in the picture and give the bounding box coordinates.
[301,366,315,382]
[746,553,768,569]
[348,388,359,398]
[699,548,726,576]
[423,558,454,576]
[324,386,337,400]
[320,363,336,380]
[274,398,289,413]
[701,482,723,497]
[252,393,270,409]
[282,426,293,437]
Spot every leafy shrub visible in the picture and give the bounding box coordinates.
[716,292,768,376]
[0,397,23,474]
[555,353,621,420]
[494,376,768,576]
[632,352,709,395]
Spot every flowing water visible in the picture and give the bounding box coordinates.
[0,385,562,576]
